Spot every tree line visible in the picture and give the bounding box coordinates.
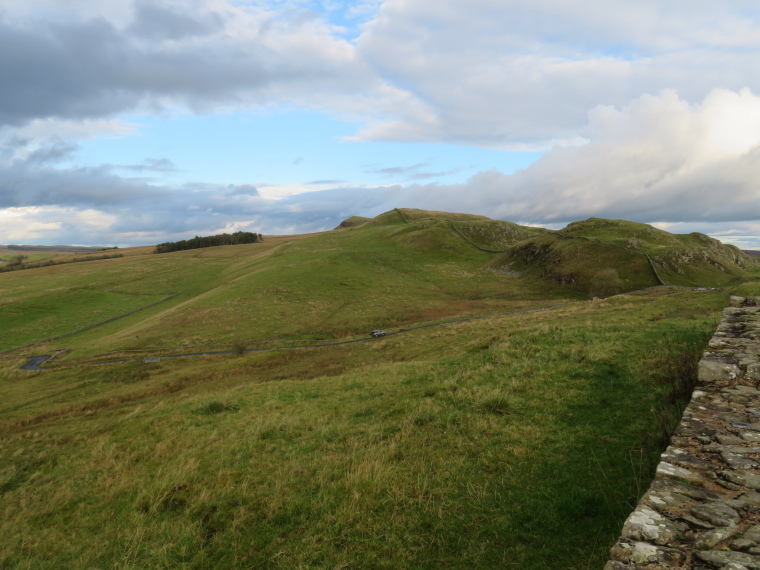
[154,231,263,254]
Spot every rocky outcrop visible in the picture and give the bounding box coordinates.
[606,296,760,569]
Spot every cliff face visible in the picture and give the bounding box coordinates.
[607,296,760,569]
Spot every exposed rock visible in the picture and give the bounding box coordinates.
[706,444,760,454]
[678,514,714,530]
[747,363,760,380]
[723,563,751,570]
[662,446,716,469]
[603,562,635,570]
[739,491,760,508]
[734,423,760,432]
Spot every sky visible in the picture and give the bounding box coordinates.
[2,1,760,248]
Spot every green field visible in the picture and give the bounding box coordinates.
[1,210,758,568]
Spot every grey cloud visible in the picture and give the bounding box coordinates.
[127,2,224,41]
[227,184,260,196]
[117,157,177,173]
[19,138,79,165]
[0,5,380,128]
[0,143,164,208]
[368,161,463,181]
[0,165,160,209]
[369,162,427,177]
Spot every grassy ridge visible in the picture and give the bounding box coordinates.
[491,217,756,295]
[4,218,549,359]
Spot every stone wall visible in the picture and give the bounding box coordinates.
[606,296,760,570]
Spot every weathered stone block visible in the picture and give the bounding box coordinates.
[743,524,760,542]
[720,470,760,489]
[747,362,760,381]
[699,359,741,382]
[610,540,685,566]
[656,461,706,484]
[695,525,740,549]
[695,550,760,569]
[621,506,687,545]
[692,501,741,527]
[722,451,760,469]
[733,538,758,552]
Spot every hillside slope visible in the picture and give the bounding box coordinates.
[490,217,756,295]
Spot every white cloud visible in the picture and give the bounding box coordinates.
[359,88,760,226]
[5,88,760,246]
[353,0,760,148]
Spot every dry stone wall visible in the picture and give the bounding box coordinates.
[606,296,760,570]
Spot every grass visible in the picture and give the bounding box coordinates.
[0,288,726,568]
[0,209,755,568]
[0,289,162,352]
[1,218,551,360]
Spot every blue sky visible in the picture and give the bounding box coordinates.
[2,0,760,247]
[75,110,542,190]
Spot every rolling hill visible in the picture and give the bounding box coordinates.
[490,216,755,295]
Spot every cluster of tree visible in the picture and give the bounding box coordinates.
[154,232,263,254]
[5,254,28,267]
[0,253,123,273]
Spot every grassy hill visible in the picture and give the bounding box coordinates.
[1,209,759,568]
[490,217,756,296]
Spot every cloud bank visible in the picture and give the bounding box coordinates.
[1,1,760,246]
[4,88,760,246]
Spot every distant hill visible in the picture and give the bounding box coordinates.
[745,250,760,257]
[334,216,371,229]
[2,244,108,253]
[489,217,756,295]
[336,210,757,296]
